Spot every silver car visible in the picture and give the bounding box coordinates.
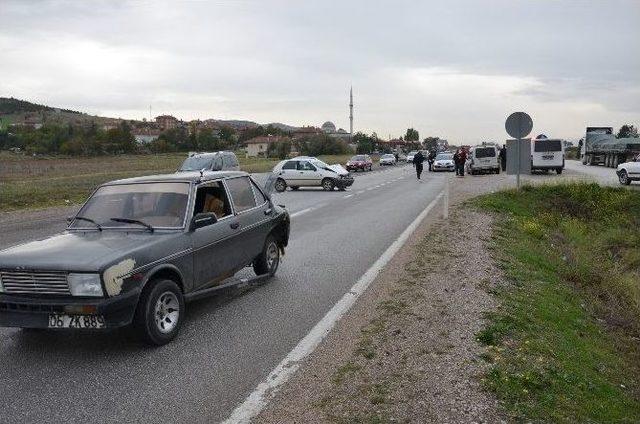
[432,153,455,172]
[272,157,354,191]
[379,154,397,166]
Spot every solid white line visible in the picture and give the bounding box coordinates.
[222,190,445,424]
[343,194,354,198]
[289,208,313,218]
[356,190,365,194]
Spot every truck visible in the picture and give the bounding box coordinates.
[580,127,640,168]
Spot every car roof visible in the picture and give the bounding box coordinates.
[105,170,248,186]
[187,151,235,158]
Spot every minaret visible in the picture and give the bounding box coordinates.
[349,86,353,140]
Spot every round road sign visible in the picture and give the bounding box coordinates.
[505,112,533,139]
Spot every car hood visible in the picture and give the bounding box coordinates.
[435,160,453,165]
[326,164,349,176]
[0,231,189,273]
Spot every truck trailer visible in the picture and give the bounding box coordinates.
[581,127,640,168]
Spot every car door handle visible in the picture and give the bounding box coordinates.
[264,208,272,215]
[230,222,240,230]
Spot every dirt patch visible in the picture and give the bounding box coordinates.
[256,174,510,423]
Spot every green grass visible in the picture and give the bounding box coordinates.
[473,182,640,423]
[0,152,353,211]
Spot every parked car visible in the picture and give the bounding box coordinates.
[467,145,500,175]
[0,171,289,345]
[616,154,640,185]
[379,154,397,166]
[432,152,455,172]
[346,155,373,172]
[272,157,354,192]
[406,150,419,163]
[177,151,240,172]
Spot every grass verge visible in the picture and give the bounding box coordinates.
[0,153,353,211]
[473,182,640,423]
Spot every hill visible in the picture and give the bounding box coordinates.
[0,97,81,115]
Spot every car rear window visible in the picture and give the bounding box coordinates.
[534,139,562,152]
[475,147,496,158]
[226,177,257,212]
[180,156,213,171]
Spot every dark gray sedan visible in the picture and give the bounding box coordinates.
[0,171,289,345]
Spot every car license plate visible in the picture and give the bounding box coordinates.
[542,155,554,160]
[48,314,106,329]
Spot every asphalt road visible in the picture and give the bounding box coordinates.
[0,163,449,424]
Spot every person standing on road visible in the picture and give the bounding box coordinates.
[499,144,507,171]
[413,150,425,180]
[428,149,436,172]
[454,148,467,177]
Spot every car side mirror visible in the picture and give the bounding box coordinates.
[190,212,217,230]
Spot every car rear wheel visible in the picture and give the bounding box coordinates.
[619,170,631,185]
[133,279,184,346]
[253,235,280,277]
[322,178,335,191]
[274,178,287,192]
[556,168,563,175]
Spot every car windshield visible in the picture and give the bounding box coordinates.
[179,156,214,171]
[382,154,394,159]
[69,182,190,229]
[475,147,496,158]
[351,156,367,161]
[436,154,453,161]
[311,159,330,169]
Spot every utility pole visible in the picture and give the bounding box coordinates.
[349,86,353,142]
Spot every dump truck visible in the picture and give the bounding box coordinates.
[580,127,640,168]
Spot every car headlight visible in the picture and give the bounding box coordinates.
[67,273,104,297]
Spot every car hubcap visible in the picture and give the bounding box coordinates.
[266,242,279,272]
[621,173,627,184]
[154,292,180,334]
[276,181,285,191]
[323,181,332,189]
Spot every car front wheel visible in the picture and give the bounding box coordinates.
[619,170,631,185]
[322,178,335,191]
[253,235,280,277]
[133,279,184,346]
[274,178,287,192]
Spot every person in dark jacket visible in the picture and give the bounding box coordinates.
[428,149,437,172]
[454,148,467,176]
[499,144,507,171]
[413,150,425,180]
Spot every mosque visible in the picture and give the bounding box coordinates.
[318,87,354,142]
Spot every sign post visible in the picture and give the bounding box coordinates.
[505,112,533,189]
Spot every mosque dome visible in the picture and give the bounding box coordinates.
[321,121,336,133]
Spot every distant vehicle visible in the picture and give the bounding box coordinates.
[379,154,397,166]
[616,154,640,185]
[432,152,455,172]
[272,157,354,192]
[178,151,240,172]
[467,145,500,175]
[531,137,565,174]
[0,171,290,345]
[346,155,373,172]
[406,150,419,163]
[582,127,640,168]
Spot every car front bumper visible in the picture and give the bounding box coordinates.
[336,177,354,188]
[433,165,454,171]
[0,289,140,329]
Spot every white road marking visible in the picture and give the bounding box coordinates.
[222,190,445,424]
[343,194,354,198]
[289,208,314,218]
[356,190,365,194]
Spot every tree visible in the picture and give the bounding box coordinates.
[423,136,440,151]
[617,124,638,139]
[267,138,292,159]
[296,134,349,156]
[352,131,376,154]
[405,128,419,142]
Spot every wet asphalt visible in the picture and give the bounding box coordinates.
[0,163,450,424]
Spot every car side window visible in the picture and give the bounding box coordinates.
[223,154,239,169]
[250,180,268,205]
[282,161,297,170]
[297,161,316,171]
[226,177,257,212]
[193,181,232,221]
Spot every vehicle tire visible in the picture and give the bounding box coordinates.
[291,186,299,191]
[274,178,287,192]
[322,178,335,191]
[619,170,631,186]
[556,168,563,175]
[133,279,184,346]
[253,235,280,277]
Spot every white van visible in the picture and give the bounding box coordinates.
[531,138,565,174]
[467,145,500,175]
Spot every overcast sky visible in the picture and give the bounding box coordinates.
[1,0,638,143]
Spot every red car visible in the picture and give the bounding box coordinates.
[346,155,373,172]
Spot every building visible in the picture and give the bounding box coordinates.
[245,135,291,157]
[155,115,179,131]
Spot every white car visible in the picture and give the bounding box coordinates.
[272,157,354,191]
[432,153,455,172]
[379,154,397,166]
[616,154,640,185]
[467,146,500,175]
[406,150,419,163]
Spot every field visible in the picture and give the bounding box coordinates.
[0,152,354,211]
[473,183,640,422]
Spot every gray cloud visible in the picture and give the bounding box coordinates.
[1,0,638,142]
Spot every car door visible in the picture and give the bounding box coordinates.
[225,176,270,265]
[297,160,321,186]
[278,160,299,186]
[190,180,242,288]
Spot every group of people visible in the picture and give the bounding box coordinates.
[411,144,508,180]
